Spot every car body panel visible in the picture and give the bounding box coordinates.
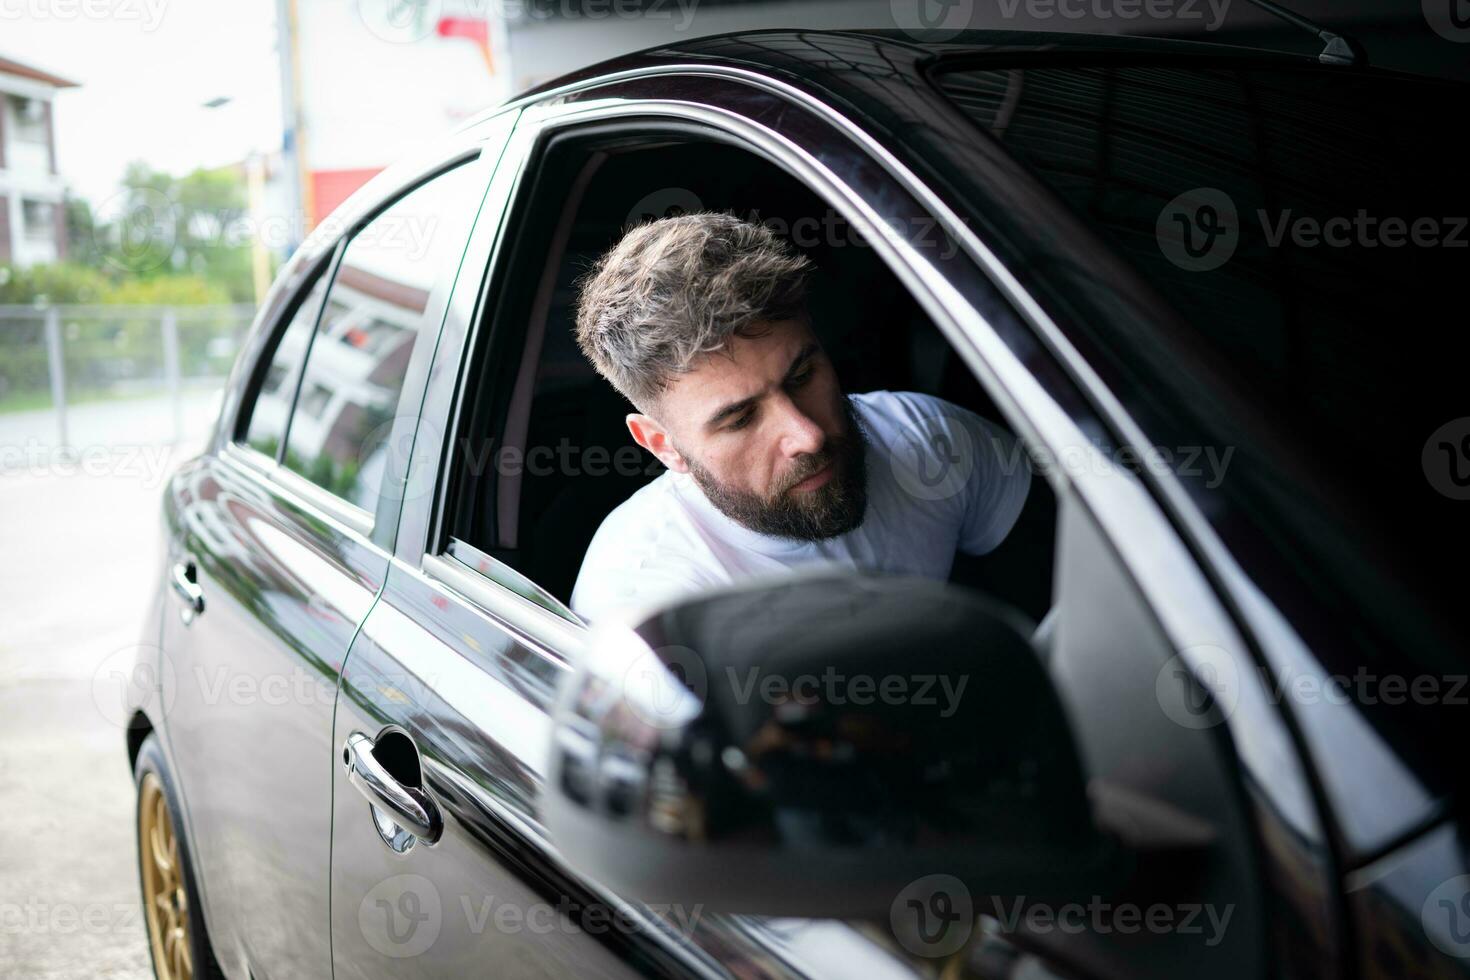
[328,561,658,979]
[160,449,385,978]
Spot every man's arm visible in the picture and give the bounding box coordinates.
[956,409,1032,555]
[885,391,1032,556]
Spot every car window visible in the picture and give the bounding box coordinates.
[281,161,481,510]
[240,272,328,459]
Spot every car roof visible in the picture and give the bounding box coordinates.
[503,26,1323,111]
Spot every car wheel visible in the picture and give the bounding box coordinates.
[134,733,225,980]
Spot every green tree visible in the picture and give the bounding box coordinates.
[63,192,95,255]
[172,165,255,302]
[77,160,258,302]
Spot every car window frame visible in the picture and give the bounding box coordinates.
[276,155,478,510]
[223,141,495,543]
[401,85,1103,649]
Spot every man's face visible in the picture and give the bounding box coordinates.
[628,317,869,541]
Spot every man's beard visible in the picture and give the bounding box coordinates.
[683,395,870,542]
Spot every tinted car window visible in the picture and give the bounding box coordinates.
[282,162,480,509]
[242,272,328,458]
[931,62,1466,670]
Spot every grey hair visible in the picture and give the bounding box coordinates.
[574,211,814,410]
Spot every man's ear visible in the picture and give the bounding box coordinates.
[626,413,689,473]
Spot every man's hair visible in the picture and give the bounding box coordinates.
[574,211,814,410]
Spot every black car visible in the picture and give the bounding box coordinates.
[126,27,1467,980]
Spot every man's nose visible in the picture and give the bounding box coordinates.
[774,394,825,458]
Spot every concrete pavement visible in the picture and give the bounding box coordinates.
[0,429,205,979]
[0,390,221,474]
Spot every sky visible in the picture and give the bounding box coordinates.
[2,0,283,206]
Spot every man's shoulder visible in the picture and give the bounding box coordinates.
[852,388,974,419]
[571,471,713,621]
[851,390,986,445]
[853,389,1025,509]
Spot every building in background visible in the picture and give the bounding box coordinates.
[270,0,886,240]
[276,0,511,240]
[0,55,76,267]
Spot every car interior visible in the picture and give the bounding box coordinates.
[445,128,1057,628]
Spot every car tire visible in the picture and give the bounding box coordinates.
[133,733,226,980]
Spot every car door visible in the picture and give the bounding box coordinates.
[327,96,843,980]
[322,107,696,980]
[160,129,498,980]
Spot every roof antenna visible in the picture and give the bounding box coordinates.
[1238,0,1365,66]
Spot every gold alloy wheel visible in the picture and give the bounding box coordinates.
[139,771,193,980]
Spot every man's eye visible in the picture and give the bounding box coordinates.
[727,411,754,431]
[788,368,814,388]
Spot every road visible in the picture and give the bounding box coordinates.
[0,397,214,979]
[0,389,221,470]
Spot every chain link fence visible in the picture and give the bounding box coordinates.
[0,305,255,458]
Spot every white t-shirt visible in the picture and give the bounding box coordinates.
[569,390,1033,623]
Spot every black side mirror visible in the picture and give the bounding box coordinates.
[544,571,1196,917]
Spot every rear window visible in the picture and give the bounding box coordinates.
[930,62,1466,667]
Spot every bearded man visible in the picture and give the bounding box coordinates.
[569,211,1032,623]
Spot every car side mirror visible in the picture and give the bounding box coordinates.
[544,572,1201,917]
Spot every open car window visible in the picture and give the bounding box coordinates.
[436,126,1057,632]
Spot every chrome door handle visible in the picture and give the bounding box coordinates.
[170,561,204,618]
[343,732,442,845]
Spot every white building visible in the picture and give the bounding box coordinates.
[0,54,75,268]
